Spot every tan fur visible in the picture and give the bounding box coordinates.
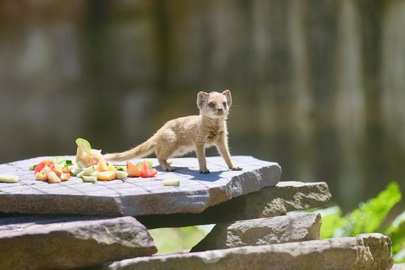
[104,90,241,173]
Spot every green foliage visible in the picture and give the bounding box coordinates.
[148,225,213,253]
[318,182,405,263]
[386,210,405,262]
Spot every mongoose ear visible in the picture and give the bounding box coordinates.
[222,89,232,107]
[197,91,209,109]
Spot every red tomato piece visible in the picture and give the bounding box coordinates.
[140,161,158,178]
[149,168,158,177]
[34,160,55,173]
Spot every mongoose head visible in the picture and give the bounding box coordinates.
[197,90,232,119]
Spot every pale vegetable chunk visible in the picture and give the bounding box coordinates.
[0,174,19,183]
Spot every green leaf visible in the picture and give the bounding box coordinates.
[319,182,402,239]
[385,210,405,261]
[115,166,126,171]
[53,158,73,169]
[394,249,405,264]
[318,182,404,262]
[319,206,346,239]
[345,181,401,236]
[148,226,209,253]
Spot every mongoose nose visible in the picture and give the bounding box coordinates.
[218,107,224,112]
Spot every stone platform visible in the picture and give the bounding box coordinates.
[0,156,396,269]
[0,156,281,216]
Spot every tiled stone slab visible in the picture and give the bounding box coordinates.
[104,233,393,270]
[0,156,281,216]
[138,181,331,228]
[0,216,156,269]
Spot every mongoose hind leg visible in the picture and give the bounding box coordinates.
[156,147,176,171]
[158,159,174,172]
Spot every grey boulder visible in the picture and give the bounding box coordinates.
[191,212,321,252]
[0,216,157,269]
[105,233,393,270]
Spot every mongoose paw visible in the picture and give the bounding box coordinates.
[159,161,174,172]
[199,169,210,174]
[231,166,242,171]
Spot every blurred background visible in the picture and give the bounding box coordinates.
[1,0,404,211]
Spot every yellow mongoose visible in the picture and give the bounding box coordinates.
[104,90,242,173]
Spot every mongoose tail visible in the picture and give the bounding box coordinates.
[104,138,156,161]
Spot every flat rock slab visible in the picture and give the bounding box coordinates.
[0,216,157,269]
[0,156,281,216]
[104,233,394,270]
[139,181,331,228]
[191,212,321,252]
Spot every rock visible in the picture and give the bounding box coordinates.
[191,212,321,252]
[0,156,281,216]
[104,233,393,270]
[0,216,157,269]
[139,181,331,228]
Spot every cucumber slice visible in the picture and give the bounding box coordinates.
[76,166,96,178]
[57,159,73,169]
[69,165,82,176]
[163,179,180,186]
[82,176,97,182]
[116,171,128,180]
[28,164,37,171]
[0,174,19,183]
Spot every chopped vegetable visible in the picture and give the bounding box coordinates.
[116,171,128,180]
[34,160,54,173]
[127,161,141,177]
[136,161,153,170]
[58,159,73,170]
[32,160,71,183]
[69,165,82,176]
[35,171,47,181]
[76,166,96,178]
[47,171,61,183]
[97,159,109,172]
[163,179,180,186]
[140,161,158,178]
[30,138,161,183]
[76,138,105,168]
[97,171,116,181]
[0,174,19,183]
[28,164,37,171]
[115,166,126,171]
[76,138,92,152]
[82,175,97,182]
[60,173,71,181]
[126,160,157,178]
[64,160,73,166]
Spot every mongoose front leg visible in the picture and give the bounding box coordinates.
[195,143,209,174]
[215,140,242,171]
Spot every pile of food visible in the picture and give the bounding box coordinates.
[30,138,160,184]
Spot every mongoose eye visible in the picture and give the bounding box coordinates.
[222,102,227,107]
[208,102,215,108]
